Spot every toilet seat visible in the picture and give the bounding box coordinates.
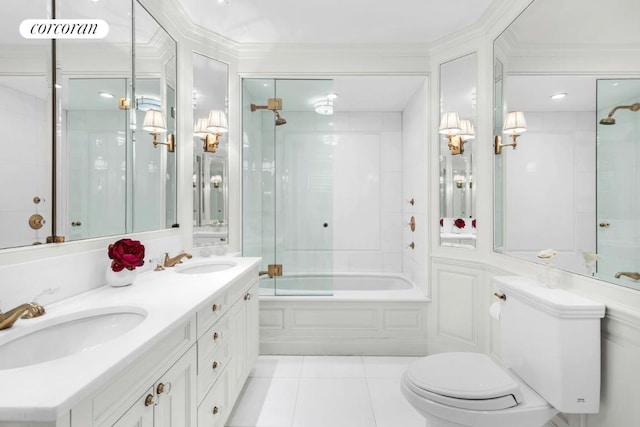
[401,352,558,427]
[404,352,523,411]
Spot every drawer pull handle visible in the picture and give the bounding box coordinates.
[156,382,170,395]
[144,394,154,407]
[212,303,218,312]
[244,292,252,301]
[213,406,220,415]
[212,361,219,369]
[213,332,220,341]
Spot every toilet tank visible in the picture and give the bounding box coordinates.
[494,276,605,414]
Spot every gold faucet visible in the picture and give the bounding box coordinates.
[0,302,45,330]
[614,272,640,280]
[164,252,193,267]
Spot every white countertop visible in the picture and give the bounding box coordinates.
[0,256,261,422]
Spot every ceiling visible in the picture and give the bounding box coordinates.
[179,0,494,44]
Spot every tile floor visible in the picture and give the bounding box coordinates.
[226,355,426,427]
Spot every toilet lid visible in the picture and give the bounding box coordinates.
[405,352,523,411]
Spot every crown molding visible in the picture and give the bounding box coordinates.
[234,42,431,60]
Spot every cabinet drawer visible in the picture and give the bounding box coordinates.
[198,369,229,427]
[198,315,230,358]
[197,291,228,337]
[197,341,230,401]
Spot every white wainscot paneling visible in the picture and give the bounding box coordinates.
[260,300,428,356]
[428,262,487,354]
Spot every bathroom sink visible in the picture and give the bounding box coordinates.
[174,261,237,275]
[0,307,146,370]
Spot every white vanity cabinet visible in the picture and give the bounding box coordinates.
[196,280,259,427]
[66,266,260,427]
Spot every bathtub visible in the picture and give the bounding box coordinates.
[259,273,429,356]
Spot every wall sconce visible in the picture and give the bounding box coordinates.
[194,117,216,152]
[439,112,464,155]
[202,110,228,153]
[495,111,527,154]
[143,109,175,152]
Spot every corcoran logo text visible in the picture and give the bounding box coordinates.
[20,19,109,39]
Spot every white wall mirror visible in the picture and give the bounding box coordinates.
[192,52,229,246]
[493,0,640,290]
[0,0,177,250]
[439,52,477,248]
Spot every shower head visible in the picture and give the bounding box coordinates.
[599,102,640,125]
[275,111,287,126]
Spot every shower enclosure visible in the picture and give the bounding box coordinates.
[596,79,640,290]
[242,79,336,296]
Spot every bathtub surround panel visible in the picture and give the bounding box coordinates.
[260,300,428,355]
[259,274,428,355]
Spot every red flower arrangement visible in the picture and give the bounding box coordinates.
[439,218,444,227]
[454,218,466,229]
[108,238,145,272]
[472,219,476,229]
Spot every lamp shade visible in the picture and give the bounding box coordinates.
[143,109,167,133]
[459,119,475,139]
[207,110,229,133]
[193,117,209,137]
[503,111,527,134]
[439,112,461,135]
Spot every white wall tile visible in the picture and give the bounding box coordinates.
[348,112,383,132]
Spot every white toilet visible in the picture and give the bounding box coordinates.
[401,276,605,427]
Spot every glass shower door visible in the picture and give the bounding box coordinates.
[596,79,640,290]
[243,78,335,296]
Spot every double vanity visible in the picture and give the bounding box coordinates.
[0,257,261,427]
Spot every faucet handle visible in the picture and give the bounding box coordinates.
[21,302,46,319]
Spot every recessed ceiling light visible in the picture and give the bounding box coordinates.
[612,82,619,87]
[550,92,567,100]
[99,91,114,98]
[326,93,339,100]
